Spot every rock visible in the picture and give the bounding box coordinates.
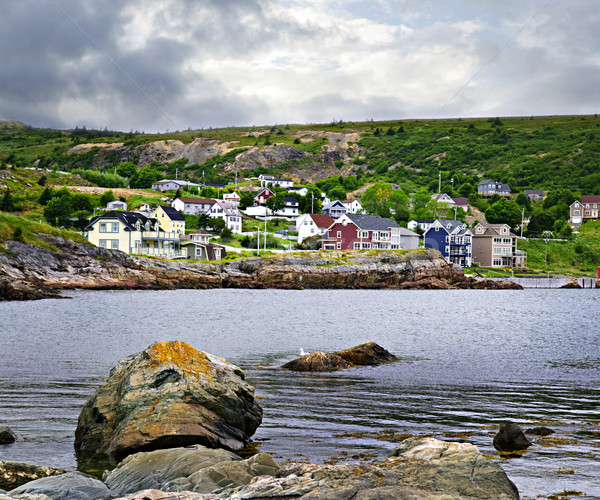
[0,461,68,491]
[281,352,351,372]
[103,445,279,497]
[74,341,263,459]
[525,426,555,436]
[7,471,111,500]
[231,436,519,499]
[112,490,216,499]
[334,342,397,365]
[0,427,16,445]
[560,279,582,289]
[493,423,532,451]
[103,445,239,496]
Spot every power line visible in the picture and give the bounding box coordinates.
[48,0,180,130]
[432,0,552,119]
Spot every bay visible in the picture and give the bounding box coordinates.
[0,288,598,499]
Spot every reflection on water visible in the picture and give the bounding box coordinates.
[0,289,599,498]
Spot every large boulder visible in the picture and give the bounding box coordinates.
[0,428,16,445]
[0,461,67,491]
[334,342,397,365]
[281,352,351,372]
[493,423,532,451]
[74,341,263,459]
[6,471,111,500]
[104,445,279,497]
[230,436,519,499]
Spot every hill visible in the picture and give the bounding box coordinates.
[1,115,600,195]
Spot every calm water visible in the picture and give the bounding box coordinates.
[0,289,598,499]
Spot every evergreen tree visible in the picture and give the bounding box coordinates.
[0,187,15,212]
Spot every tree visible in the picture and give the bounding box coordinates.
[239,191,255,210]
[100,190,116,207]
[44,196,73,227]
[197,213,212,229]
[484,198,521,229]
[71,193,94,213]
[115,161,137,178]
[37,175,47,186]
[361,183,409,219]
[515,192,532,213]
[130,166,162,189]
[266,192,286,213]
[38,187,55,206]
[543,189,575,210]
[328,186,347,201]
[0,187,15,212]
[300,186,323,214]
[411,190,434,219]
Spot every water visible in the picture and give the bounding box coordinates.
[0,289,598,499]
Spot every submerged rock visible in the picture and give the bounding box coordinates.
[282,342,396,372]
[7,471,110,500]
[0,461,67,491]
[525,426,555,436]
[493,423,532,451]
[0,427,16,445]
[74,341,263,459]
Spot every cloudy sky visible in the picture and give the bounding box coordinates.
[1,0,599,132]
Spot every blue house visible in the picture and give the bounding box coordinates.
[321,200,347,219]
[424,220,473,267]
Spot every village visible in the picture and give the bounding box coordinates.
[82,173,598,273]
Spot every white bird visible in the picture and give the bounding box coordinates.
[300,348,307,356]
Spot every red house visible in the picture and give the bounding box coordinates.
[321,214,419,250]
[253,188,275,206]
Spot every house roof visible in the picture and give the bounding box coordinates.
[581,195,600,204]
[284,196,298,203]
[410,219,435,224]
[452,197,469,206]
[478,179,495,185]
[323,200,345,209]
[474,222,517,237]
[188,229,211,235]
[158,206,186,221]
[346,214,400,230]
[85,211,158,231]
[309,214,334,229]
[524,190,543,195]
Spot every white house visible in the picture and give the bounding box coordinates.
[287,186,308,197]
[342,199,363,214]
[275,197,299,217]
[107,200,127,211]
[223,192,241,205]
[296,213,334,243]
[171,197,215,215]
[431,193,455,205]
[407,219,435,232]
[152,179,202,192]
[208,200,243,233]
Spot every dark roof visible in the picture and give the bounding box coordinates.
[581,195,600,204]
[310,214,334,228]
[284,197,298,203]
[160,206,186,221]
[524,189,543,195]
[346,214,400,230]
[204,183,225,188]
[85,211,156,231]
[177,198,215,204]
[411,219,434,223]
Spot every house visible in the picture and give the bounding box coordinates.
[569,195,600,225]
[451,198,470,212]
[342,199,363,214]
[254,187,275,206]
[83,211,185,259]
[321,200,347,219]
[150,206,186,235]
[424,220,473,267]
[223,192,241,205]
[258,174,293,188]
[107,200,127,211]
[477,179,511,196]
[296,213,334,243]
[431,193,455,205]
[258,174,276,187]
[171,197,215,215]
[321,214,419,250]
[287,186,308,197]
[471,222,526,268]
[407,219,435,232]
[276,197,299,217]
[180,229,226,261]
[207,199,243,233]
[152,179,201,192]
[524,189,544,201]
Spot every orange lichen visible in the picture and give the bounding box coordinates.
[147,341,216,381]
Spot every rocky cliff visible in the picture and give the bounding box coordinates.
[0,234,520,300]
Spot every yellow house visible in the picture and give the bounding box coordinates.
[150,206,186,235]
[84,211,186,258]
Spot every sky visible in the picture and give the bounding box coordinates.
[1,0,599,133]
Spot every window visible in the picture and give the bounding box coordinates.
[112,223,118,232]
[372,232,378,240]
[362,243,371,249]
[574,210,580,215]
[99,223,107,233]
[585,210,590,215]
[493,237,502,244]
[111,240,119,250]
[361,231,369,238]
[310,228,314,234]
[502,247,511,255]
[354,242,361,249]
[99,240,107,248]
[337,231,342,238]
[503,238,512,244]
[493,258,502,266]
[493,247,502,255]
[336,242,341,249]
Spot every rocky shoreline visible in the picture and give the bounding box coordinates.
[0,234,521,300]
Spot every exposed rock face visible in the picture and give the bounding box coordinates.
[74,341,263,459]
[0,236,522,301]
[282,342,397,372]
[0,461,67,491]
[6,471,110,500]
[493,424,532,451]
[0,428,16,445]
[103,445,279,497]
[281,352,351,372]
[232,145,307,172]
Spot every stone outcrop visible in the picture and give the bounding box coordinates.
[493,423,532,451]
[0,235,522,301]
[6,471,110,500]
[282,342,397,372]
[74,341,263,459]
[103,445,279,497]
[0,428,16,445]
[525,426,555,436]
[0,461,67,491]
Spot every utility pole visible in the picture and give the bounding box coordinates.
[520,207,525,238]
[311,191,314,213]
[438,171,441,193]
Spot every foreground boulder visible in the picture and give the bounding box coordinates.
[282,342,396,372]
[74,341,263,459]
[0,461,67,491]
[6,471,110,500]
[104,445,279,497]
[0,428,16,445]
[493,423,532,451]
